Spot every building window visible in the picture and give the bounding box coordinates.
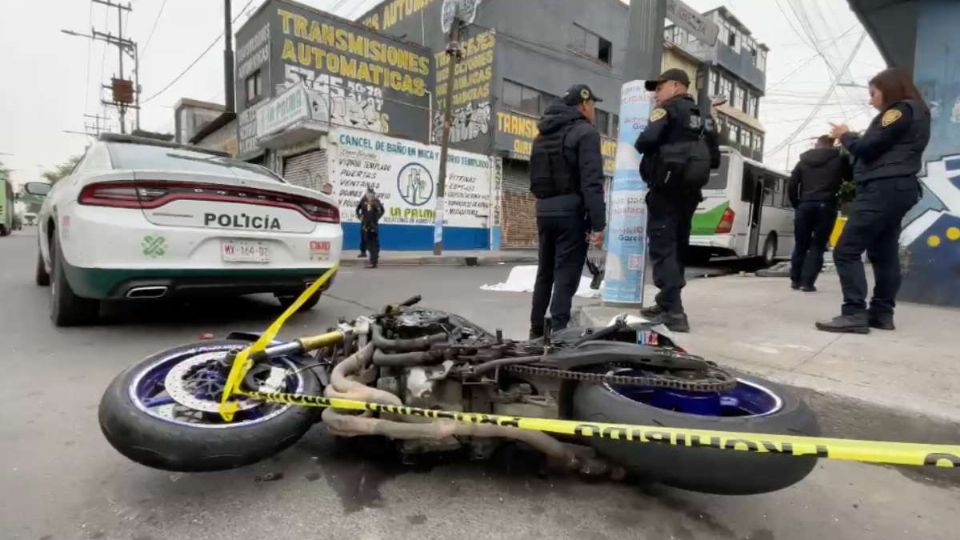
[520,86,540,116]
[726,23,738,50]
[595,110,610,135]
[720,76,734,103]
[742,129,752,150]
[729,124,740,147]
[503,80,522,111]
[245,70,262,105]
[746,93,759,118]
[503,79,553,117]
[570,23,612,65]
[709,70,719,96]
[758,49,767,72]
[716,18,729,45]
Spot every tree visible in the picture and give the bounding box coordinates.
[41,155,82,184]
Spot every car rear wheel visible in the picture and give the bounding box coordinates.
[35,249,50,286]
[275,291,321,312]
[50,234,100,326]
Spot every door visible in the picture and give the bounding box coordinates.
[747,173,764,256]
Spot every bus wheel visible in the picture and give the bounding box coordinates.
[761,234,778,268]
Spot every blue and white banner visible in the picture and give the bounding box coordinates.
[602,81,653,304]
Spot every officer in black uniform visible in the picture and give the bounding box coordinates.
[635,69,720,333]
[817,67,930,333]
[788,135,852,292]
[529,84,607,339]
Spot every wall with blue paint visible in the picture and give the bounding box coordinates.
[899,0,960,306]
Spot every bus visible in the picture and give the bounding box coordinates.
[0,178,14,236]
[688,147,794,266]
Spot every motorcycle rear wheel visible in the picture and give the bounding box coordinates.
[99,340,320,472]
[572,369,820,494]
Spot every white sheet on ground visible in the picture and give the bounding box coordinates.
[481,265,601,298]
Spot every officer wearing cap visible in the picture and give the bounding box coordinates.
[634,68,720,333]
[528,84,607,339]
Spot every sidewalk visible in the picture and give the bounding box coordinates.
[576,272,960,441]
[340,249,538,267]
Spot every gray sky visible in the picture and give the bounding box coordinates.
[0,0,885,186]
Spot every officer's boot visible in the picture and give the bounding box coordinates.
[640,305,665,319]
[868,311,895,331]
[815,313,870,334]
[662,312,690,333]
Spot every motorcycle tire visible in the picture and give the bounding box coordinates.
[572,369,820,495]
[99,340,320,472]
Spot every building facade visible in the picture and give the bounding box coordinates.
[360,0,769,248]
[224,0,505,250]
[664,6,768,162]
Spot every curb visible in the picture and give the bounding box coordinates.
[573,304,960,477]
[340,255,538,268]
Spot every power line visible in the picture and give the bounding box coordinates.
[140,0,168,60]
[765,32,867,157]
[141,0,256,105]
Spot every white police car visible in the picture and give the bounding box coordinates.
[32,134,342,326]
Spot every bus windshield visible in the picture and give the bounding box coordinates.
[704,154,730,191]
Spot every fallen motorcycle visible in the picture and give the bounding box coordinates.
[99,295,820,495]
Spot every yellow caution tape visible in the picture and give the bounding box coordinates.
[219,264,339,421]
[234,389,960,469]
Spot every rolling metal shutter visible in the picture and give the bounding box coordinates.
[282,149,328,192]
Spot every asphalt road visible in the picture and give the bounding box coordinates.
[1,229,958,540]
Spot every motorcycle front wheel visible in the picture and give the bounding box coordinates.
[99,340,320,472]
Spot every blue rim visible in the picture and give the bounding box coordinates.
[129,343,305,428]
[608,369,782,418]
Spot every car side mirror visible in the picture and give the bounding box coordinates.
[23,182,52,197]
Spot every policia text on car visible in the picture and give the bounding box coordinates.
[817,67,931,334]
[528,84,607,339]
[634,69,721,333]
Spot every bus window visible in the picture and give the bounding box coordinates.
[704,154,730,190]
[762,176,776,206]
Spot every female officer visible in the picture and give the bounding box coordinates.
[817,67,930,334]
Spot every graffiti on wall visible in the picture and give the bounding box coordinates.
[275,5,431,136]
[899,154,960,305]
[433,29,496,151]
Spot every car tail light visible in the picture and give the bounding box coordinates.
[716,208,735,234]
[78,181,340,223]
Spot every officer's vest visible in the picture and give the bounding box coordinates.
[529,124,577,199]
[854,99,931,184]
[642,96,712,192]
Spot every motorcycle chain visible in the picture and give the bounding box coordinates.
[502,364,737,392]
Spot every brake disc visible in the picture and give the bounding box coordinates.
[164,352,262,413]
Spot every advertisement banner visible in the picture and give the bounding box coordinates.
[330,128,492,230]
[602,81,653,304]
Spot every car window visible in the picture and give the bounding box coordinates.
[107,143,285,182]
[77,144,112,173]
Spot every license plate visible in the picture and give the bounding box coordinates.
[221,240,271,263]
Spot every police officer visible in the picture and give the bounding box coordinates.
[635,69,720,333]
[529,84,607,339]
[788,135,852,292]
[817,67,930,333]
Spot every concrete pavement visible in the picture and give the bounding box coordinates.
[577,271,960,446]
[2,230,959,540]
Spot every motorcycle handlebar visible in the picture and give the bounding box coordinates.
[399,295,422,307]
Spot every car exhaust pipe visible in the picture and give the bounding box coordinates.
[125,286,169,299]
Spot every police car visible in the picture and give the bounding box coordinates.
[33,134,342,326]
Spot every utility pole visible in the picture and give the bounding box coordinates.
[625,0,667,82]
[224,0,236,113]
[433,18,463,256]
[64,0,137,134]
